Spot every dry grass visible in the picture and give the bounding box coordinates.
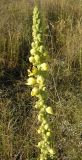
[0,0,82,159]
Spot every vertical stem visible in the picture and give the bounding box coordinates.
[27,6,54,160]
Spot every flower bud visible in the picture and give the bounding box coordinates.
[43,52,48,57]
[30,48,36,55]
[37,75,44,85]
[31,87,39,96]
[38,141,44,148]
[40,45,44,52]
[41,63,49,71]
[38,142,42,148]
[27,77,36,85]
[42,119,47,125]
[34,54,40,63]
[38,114,43,121]
[29,56,35,63]
[37,34,41,41]
[46,131,51,137]
[37,129,41,134]
[46,107,53,115]
[49,148,54,155]
[31,42,35,48]
[44,124,49,130]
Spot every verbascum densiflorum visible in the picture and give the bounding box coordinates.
[27,6,54,160]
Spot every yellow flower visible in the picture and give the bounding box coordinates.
[46,131,51,137]
[38,114,43,121]
[37,129,41,134]
[35,41,39,46]
[31,42,35,48]
[49,148,54,155]
[42,119,47,124]
[37,34,41,41]
[34,54,40,63]
[37,75,44,85]
[39,100,44,106]
[38,142,42,148]
[35,100,44,109]
[38,141,44,148]
[44,124,49,130]
[31,87,39,96]
[29,56,35,63]
[30,66,38,75]
[27,77,36,85]
[42,87,46,91]
[43,52,48,57]
[30,48,36,55]
[41,63,49,71]
[39,45,43,52]
[46,107,53,115]
[27,69,31,74]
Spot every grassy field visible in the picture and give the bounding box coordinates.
[0,0,82,159]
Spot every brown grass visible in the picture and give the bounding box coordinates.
[0,0,82,159]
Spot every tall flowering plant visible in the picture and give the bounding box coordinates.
[27,6,54,160]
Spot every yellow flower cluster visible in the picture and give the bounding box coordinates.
[27,6,54,160]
